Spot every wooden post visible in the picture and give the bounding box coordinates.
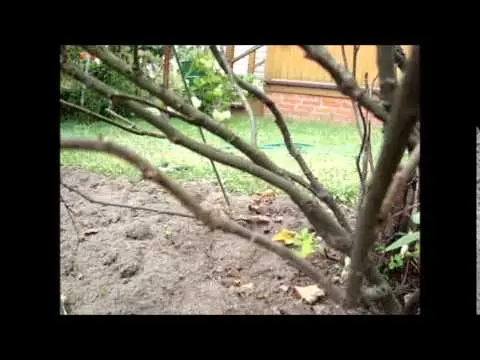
[225,46,235,66]
[248,50,256,75]
[163,45,171,89]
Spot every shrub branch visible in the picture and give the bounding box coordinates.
[60,137,348,305]
[346,46,420,308]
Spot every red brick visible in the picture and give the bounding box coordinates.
[295,105,315,112]
[301,98,322,106]
[322,97,348,107]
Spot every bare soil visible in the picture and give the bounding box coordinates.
[60,167,367,315]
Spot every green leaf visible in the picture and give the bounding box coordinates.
[411,212,420,225]
[384,232,420,252]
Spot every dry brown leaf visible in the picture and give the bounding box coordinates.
[294,285,326,304]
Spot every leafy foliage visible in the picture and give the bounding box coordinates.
[61,46,151,122]
[174,48,263,116]
[273,228,316,258]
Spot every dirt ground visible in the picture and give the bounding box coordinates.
[60,167,369,315]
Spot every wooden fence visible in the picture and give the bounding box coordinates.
[265,45,412,88]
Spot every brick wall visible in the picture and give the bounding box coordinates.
[265,91,376,124]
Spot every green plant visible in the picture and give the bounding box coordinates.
[381,211,420,272]
[175,49,262,117]
[293,228,316,258]
[61,46,149,122]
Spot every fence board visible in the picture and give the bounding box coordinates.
[265,45,412,85]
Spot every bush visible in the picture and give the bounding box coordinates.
[174,47,264,117]
[60,46,140,122]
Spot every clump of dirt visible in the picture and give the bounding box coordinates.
[60,167,365,315]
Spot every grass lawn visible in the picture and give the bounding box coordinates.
[60,116,385,205]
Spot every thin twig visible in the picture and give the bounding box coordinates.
[109,93,190,121]
[60,99,166,139]
[346,46,420,311]
[300,45,419,150]
[300,45,389,123]
[60,194,82,242]
[61,181,196,219]
[80,46,349,223]
[172,45,231,210]
[60,137,348,305]
[104,107,138,128]
[60,193,83,276]
[213,48,352,233]
[210,45,257,148]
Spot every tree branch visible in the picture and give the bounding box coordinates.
[60,181,196,219]
[213,46,352,233]
[80,45,351,232]
[60,193,82,242]
[60,137,348,305]
[300,45,389,123]
[378,144,420,222]
[171,45,231,210]
[393,46,407,72]
[210,45,257,147]
[61,53,400,313]
[346,46,420,309]
[60,99,167,139]
[81,47,304,185]
[377,46,397,112]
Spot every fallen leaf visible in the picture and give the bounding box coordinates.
[294,285,326,304]
[272,229,297,245]
[279,285,289,292]
[260,190,275,198]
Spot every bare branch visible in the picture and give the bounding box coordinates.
[377,46,397,112]
[210,45,257,148]
[60,99,167,139]
[78,46,352,232]
[171,46,231,210]
[213,47,352,233]
[60,137,348,305]
[62,52,400,312]
[61,181,196,219]
[109,93,191,120]
[378,144,420,221]
[393,46,408,72]
[104,107,138,128]
[60,194,82,242]
[82,47,297,186]
[300,45,390,123]
[346,46,420,308]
